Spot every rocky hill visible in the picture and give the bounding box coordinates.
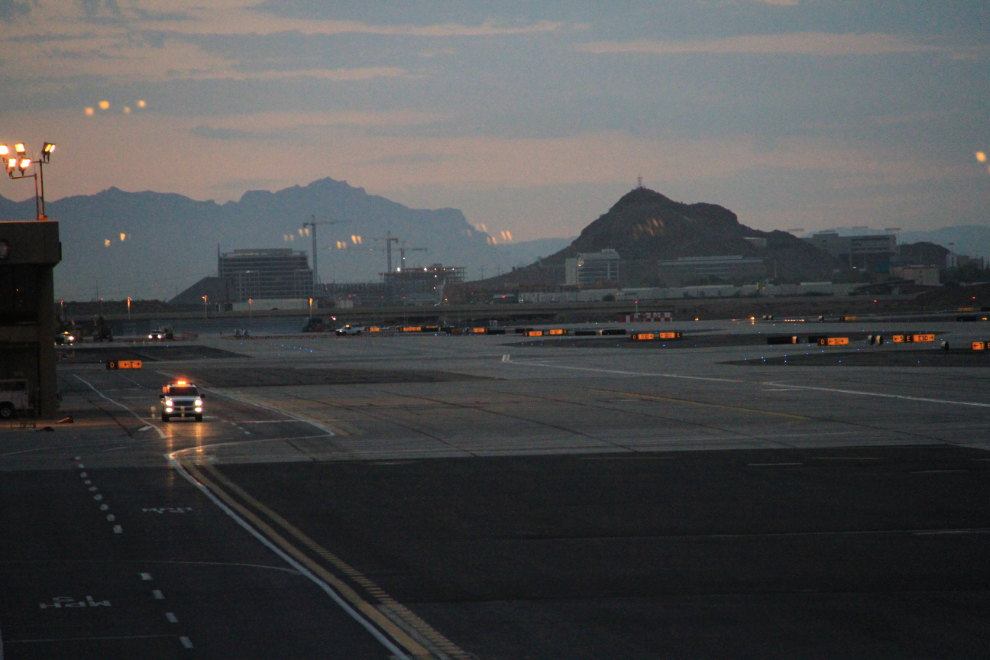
[0,178,498,300]
[486,187,840,288]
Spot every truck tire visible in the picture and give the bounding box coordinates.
[195,414,203,422]
[161,413,170,423]
[0,403,15,420]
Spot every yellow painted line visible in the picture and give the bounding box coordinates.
[593,388,811,421]
[183,455,472,659]
[176,456,433,659]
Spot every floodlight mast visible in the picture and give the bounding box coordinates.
[1,141,55,219]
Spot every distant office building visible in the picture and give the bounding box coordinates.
[218,248,313,302]
[656,255,764,286]
[564,249,621,286]
[803,231,896,271]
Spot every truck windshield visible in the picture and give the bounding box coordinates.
[168,387,198,396]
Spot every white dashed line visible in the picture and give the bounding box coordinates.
[165,612,178,623]
[113,525,123,534]
[106,514,116,521]
[140,573,153,581]
[100,504,109,511]
[152,590,164,600]
[180,636,194,649]
[93,495,103,501]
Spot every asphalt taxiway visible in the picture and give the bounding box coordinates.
[2,320,989,658]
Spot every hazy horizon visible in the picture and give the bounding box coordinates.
[1,1,988,243]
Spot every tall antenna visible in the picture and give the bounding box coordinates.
[637,175,643,189]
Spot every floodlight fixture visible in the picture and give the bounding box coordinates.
[14,143,25,156]
[0,145,8,157]
[42,142,55,162]
[5,158,16,175]
[18,158,31,173]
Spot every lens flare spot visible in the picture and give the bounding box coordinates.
[137,100,146,108]
[99,101,110,110]
[120,233,126,241]
[123,106,131,114]
[85,107,95,116]
[104,239,110,247]
[977,152,987,163]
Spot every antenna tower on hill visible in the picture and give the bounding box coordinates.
[637,175,643,189]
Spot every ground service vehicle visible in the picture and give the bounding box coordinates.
[149,327,174,340]
[160,381,205,422]
[0,379,31,419]
[335,324,363,336]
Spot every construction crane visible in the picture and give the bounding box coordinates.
[369,231,399,273]
[302,215,350,285]
[398,241,428,270]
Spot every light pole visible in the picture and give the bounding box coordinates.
[1,141,55,220]
[127,296,131,319]
[309,297,313,318]
[202,295,208,320]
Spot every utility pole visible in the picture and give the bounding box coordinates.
[302,215,350,286]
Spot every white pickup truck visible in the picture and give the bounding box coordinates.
[0,379,31,420]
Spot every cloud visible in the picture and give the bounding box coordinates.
[191,125,256,140]
[573,32,942,57]
[0,0,30,22]
[187,110,451,142]
[191,66,410,83]
[0,3,559,87]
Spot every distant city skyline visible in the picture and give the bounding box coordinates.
[1,1,988,242]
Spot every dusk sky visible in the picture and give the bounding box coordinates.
[1,0,988,242]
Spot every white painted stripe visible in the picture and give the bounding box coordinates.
[511,361,742,384]
[152,590,164,600]
[106,515,115,522]
[74,375,167,439]
[113,525,122,534]
[199,388,338,437]
[516,362,990,411]
[165,612,178,623]
[748,463,803,466]
[179,636,193,649]
[140,573,153,581]
[763,381,990,410]
[166,452,411,660]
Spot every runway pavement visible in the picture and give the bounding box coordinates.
[2,320,989,658]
